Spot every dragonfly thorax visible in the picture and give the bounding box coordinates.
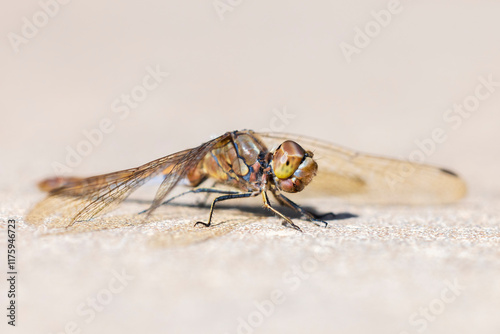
[182,132,317,194]
[185,132,268,192]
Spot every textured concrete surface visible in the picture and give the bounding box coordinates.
[2,189,500,334]
[1,1,500,333]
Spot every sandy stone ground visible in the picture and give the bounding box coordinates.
[1,1,500,333]
[1,187,500,334]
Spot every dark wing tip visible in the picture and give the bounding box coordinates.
[439,168,459,177]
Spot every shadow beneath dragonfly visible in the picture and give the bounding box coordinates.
[28,197,358,248]
[305,210,358,221]
[125,198,358,221]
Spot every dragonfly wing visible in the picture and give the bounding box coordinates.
[144,135,232,215]
[27,133,232,226]
[256,132,467,204]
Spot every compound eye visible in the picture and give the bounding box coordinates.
[273,141,306,179]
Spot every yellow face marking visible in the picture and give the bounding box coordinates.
[273,141,306,180]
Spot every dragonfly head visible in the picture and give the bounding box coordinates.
[271,140,318,193]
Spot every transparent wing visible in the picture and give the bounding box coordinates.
[256,132,467,204]
[27,133,232,226]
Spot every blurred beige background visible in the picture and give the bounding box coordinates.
[1,0,499,191]
[1,1,499,334]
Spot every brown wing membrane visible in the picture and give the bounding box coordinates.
[256,132,466,204]
[27,133,232,226]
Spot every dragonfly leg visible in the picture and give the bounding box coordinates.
[195,191,259,228]
[196,181,220,206]
[262,191,302,232]
[271,190,328,228]
[162,187,240,206]
[138,188,240,214]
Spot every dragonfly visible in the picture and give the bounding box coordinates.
[27,130,467,231]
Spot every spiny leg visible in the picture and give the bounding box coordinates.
[138,188,240,215]
[160,187,240,207]
[195,191,259,228]
[271,190,329,228]
[197,181,221,207]
[262,191,302,232]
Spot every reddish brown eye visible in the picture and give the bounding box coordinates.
[273,141,306,179]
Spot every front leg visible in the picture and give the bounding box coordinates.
[261,191,302,232]
[271,190,330,228]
